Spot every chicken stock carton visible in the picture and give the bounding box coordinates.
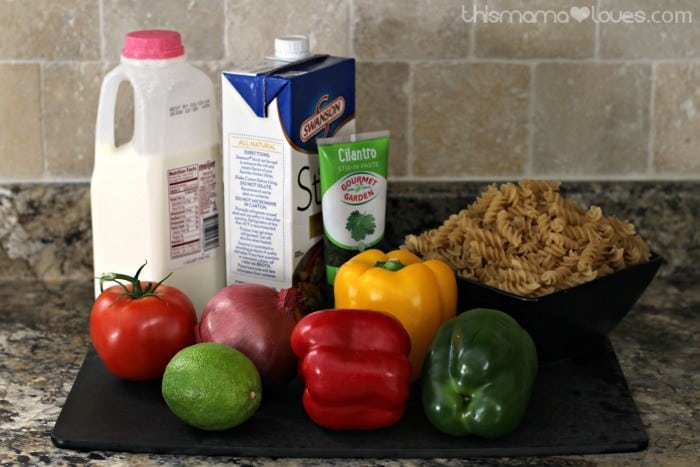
[222,53,355,310]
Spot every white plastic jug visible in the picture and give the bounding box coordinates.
[91,30,225,316]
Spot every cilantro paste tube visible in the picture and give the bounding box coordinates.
[317,131,390,291]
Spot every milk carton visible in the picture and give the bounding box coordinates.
[222,36,355,310]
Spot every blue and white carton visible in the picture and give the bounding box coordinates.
[222,37,355,309]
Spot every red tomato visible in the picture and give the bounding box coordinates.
[89,276,197,381]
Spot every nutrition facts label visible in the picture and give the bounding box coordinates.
[227,134,284,281]
[167,160,219,267]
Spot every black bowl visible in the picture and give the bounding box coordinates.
[456,253,664,362]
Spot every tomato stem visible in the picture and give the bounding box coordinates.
[98,261,172,299]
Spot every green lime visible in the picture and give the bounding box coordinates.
[161,342,262,431]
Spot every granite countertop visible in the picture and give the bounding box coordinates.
[1,181,699,465]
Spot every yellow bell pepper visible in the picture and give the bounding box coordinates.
[333,249,458,381]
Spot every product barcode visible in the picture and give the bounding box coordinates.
[202,214,219,251]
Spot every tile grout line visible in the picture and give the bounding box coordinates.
[39,61,47,179]
[526,62,536,177]
[405,62,415,177]
[348,0,355,57]
[222,0,229,59]
[647,63,657,175]
[98,0,105,61]
[6,57,700,66]
[468,0,477,59]
[594,0,601,60]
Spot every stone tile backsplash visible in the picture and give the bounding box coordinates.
[0,64,42,180]
[412,62,531,176]
[653,62,700,174]
[1,0,699,182]
[533,62,652,176]
[473,0,595,59]
[598,0,700,59]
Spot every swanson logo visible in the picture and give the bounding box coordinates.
[300,94,345,142]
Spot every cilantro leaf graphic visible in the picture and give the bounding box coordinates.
[345,210,376,242]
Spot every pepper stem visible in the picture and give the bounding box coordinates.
[375,258,405,272]
[98,260,172,299]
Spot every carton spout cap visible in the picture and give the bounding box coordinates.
[271,35,311,61]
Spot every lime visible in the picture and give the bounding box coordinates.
[161,342,262,431]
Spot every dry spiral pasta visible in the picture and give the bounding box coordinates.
[401,180,652,297]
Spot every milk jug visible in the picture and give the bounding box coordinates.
[91,30,225,316]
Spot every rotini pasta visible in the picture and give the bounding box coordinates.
[401,180,652,297]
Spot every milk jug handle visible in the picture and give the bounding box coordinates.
[95,67,129,148]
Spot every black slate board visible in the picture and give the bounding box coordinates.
[51,339,648,458]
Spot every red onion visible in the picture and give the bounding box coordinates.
[195,283,302,390]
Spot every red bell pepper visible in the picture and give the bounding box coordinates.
[290,309,412,430]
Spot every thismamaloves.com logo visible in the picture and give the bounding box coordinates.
[461,4,693,24]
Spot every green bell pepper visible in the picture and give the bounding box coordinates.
[421,308,538,438]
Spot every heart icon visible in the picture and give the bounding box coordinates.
[570,6,591,23]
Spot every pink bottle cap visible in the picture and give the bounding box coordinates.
[122,30,185,59]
